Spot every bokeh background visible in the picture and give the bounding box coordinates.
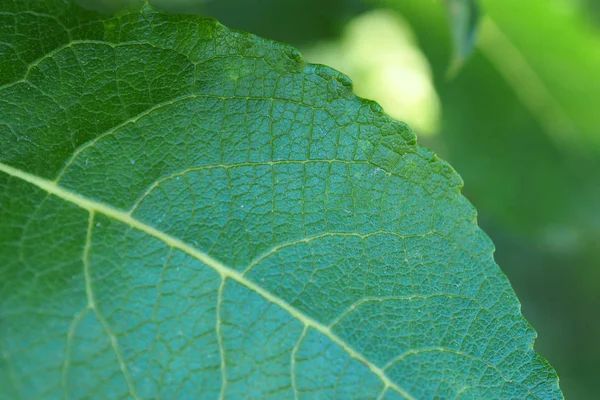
[79,0,600,398]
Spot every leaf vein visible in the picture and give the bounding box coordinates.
[0,161,415,400]
[216,277,227,400]
[384,347,539,399]
[83,211,140,400]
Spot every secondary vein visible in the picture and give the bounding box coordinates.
[0,161,415,400]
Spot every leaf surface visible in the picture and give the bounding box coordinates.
[0,1,561,399]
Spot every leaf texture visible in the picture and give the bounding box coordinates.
[0,1,562,399]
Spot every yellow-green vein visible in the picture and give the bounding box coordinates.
[0,161,415,400]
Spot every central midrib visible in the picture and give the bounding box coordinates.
[0,161,414,400]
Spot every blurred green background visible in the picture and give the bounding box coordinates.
[80,0,600,398]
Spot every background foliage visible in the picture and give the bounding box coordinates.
[77,0,600,398]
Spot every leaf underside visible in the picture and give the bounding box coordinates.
[0,1,561,399]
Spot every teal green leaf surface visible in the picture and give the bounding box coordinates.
[0,1,561,399]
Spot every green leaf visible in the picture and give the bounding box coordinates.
[444,0,480,75]
[0,1,561,399]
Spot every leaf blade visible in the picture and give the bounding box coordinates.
[0,1,562,399]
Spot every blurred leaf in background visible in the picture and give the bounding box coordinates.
[444,0,480,75]
[77,0,600,398]
[585,0,600,22]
